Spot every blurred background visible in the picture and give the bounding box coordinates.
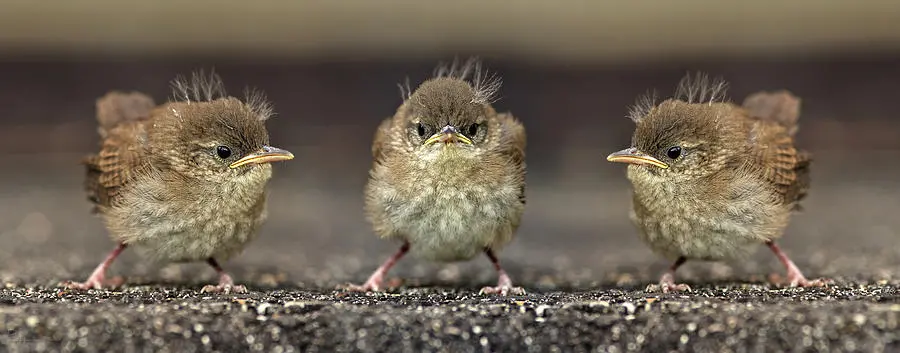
[1,0,899,289]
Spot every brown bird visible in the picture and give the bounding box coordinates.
[65,71,294,293]
[607,73,829,292]
[346,58,527,295]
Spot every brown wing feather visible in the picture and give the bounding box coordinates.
[496,113,527,205]
[743,91,810,209]
[85,92,155,213]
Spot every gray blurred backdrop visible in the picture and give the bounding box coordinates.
[1,0,899,289]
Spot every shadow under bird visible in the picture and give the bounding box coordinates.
[607,73,829,292]
[64,71,294,293]
[346,58,527,295]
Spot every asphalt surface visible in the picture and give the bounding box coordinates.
[1,58,900,352]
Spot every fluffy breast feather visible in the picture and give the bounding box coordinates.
[104,167,271,262]
[627,164,790,261]
[365,148,524,262]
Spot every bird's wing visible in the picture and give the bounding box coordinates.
[496,113,527,205]
[743,92,810,209]
[85,92,155,212]
[371,117,394,161]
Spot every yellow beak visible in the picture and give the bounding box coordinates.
[606,147,669,169]
[229,145,294,169]
[423,125,474,146]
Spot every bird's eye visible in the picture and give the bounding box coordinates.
[666,146,682,159]
[216,146,232,159]
[416,123,426,137]
[467,123,480,137]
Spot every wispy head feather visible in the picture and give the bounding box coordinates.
[398,76,412,101]
[674,72,729,105]
[432,57,502,104]
[171,69,226,103]
[628,90,658,122]
[243,87,274,121]
[628,72,729,123]
[171,69,273,121]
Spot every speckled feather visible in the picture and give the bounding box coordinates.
[83,72,278,263]
[624,75,809,261]
[366,70,526,262]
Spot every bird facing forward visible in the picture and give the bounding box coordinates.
[607,73,829,292]
[65,71,294,293]
[347,58,527,295]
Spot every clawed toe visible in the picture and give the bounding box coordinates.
[479,285,525,296]
[646,282,692,293]
[61,274,120,291]
[342,282,381,293]
[789,277,833,288]
[62,280,104,291]
[200,284,247,294]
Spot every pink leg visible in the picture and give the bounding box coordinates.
[479,249,525,296]
[647,256,691,293]
[766,241,830,287]
[65,243,127,290]
[200,258,247,294]
[345,242,410,292]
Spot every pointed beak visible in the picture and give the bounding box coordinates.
[607,147,669,169]
[229,145,294,169]
[423,125,474,146]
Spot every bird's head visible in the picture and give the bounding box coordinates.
[607,73,746,181]
[397,58,504,161]
[150,71,294,183]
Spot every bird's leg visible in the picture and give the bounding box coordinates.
[766,241,830,287]
[345,242,410,292]
[64,243,128,290]
[200,258,247,294]
[479,249,525,296]
[647,256,691,293]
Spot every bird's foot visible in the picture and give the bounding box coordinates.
[342,275,384,293]
[200,273,247,294]
[766,242,832,288]
[479,271,525,296]
[63,275,105,291]
[200,283,247,294]
[479,285,525,296]
[62,272,123,291]
[646,273,691,293]
[772,269,833,288]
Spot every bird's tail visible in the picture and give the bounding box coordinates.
[95,91,155,138]
[741,90,802,136]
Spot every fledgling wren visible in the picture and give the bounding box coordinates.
[607,73,829,292]
[65,71,293,293]
[346,58,527,295]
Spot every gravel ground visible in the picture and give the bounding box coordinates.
[1,280,899,352]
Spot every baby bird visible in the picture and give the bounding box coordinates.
[607,73,828,292]
[348,58,527,295]
[65,71,293,293]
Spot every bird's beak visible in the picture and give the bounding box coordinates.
[229,146,295,169]
[607,147,669,169]
[423,125,474,146]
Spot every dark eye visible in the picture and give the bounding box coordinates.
[416,123,426,137]
[467,123,479,137]
[666,146,682,159]
[216,146,232,159]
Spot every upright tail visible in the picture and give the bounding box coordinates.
[95,91,155,138]
[744,90,810,210]
[742,90,801,136]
